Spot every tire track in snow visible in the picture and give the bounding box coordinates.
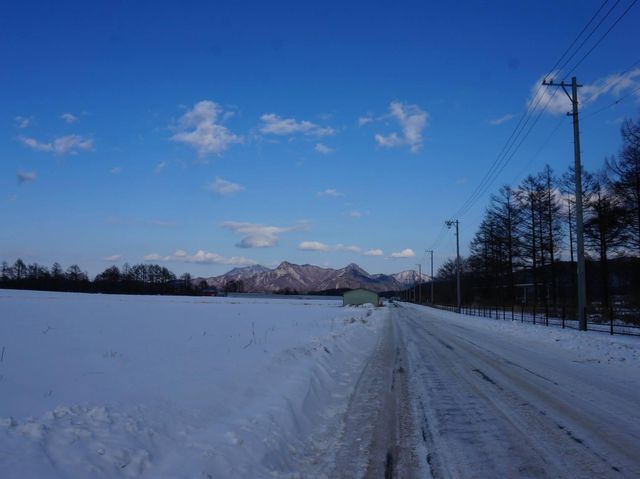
[395,304,640,478]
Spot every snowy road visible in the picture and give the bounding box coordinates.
[393,303,640,479]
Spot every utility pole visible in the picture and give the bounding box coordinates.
[415,263,422,304]
[425,249,434,304]
[542,76,587,331]
[446,219,461,313]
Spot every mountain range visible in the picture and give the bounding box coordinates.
[192,262,430,293]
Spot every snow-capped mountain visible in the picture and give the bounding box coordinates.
[193,262,416,293]
[392,270,431,286]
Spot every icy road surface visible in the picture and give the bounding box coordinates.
[394,303,640,479]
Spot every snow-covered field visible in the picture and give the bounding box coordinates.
[0,290,386,478]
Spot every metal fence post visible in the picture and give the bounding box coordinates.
[610,306,614,336]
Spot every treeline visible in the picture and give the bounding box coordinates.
[434,117,640,316]
[0,260,197,295]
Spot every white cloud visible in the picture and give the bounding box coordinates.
[17,170,37,184]
[259,113,336,137]
[527,73,573,115]
[529,68,640,115]
[298,241,331,252]
[103,254,123,261]
[298,241,361,253]
[489,113,515,125]
[208,176,245,195]
[391,248,416,258]
[314,143,333,154]
[349,210,363,218]
[221,220,309,249]
[60,113,77,124]
[148,219,176,227]
[110,166,123,174]
[15,116,30,129]
[334,244,361,253]
[171,100,242,157]
[143,249,255,265]
[364,248,384,256]
[237,235,278,248]
[317,188,343,197]
[374,132,403,148]
[375,102,428,153]
[583,67,640,103]
[358,116,374,126]
[154,161,168,173]
[18,134,93,155]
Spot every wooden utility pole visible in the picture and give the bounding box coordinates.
[542,76,587,331]
[446,219,461,313]
[425,249,434,304]
[416,263,422,304]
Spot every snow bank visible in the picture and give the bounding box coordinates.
[409,304,640,366]
[0,290,387,478]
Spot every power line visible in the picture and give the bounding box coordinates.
[564,0,639,79]
[448,0,635,221]
[583,84,640,120]
[455,88,560,218]
[582,57,640,104]
[452,89,547,218]
[509,115,568,185]
[555,0,622,77]
[545,0,611,76]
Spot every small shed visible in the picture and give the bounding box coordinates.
[343,288,380,307]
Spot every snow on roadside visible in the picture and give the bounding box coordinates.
[0,290,387,478]
[406,303,640,366]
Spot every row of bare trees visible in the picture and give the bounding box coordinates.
[0,260,196,295]
[435,118,640,314]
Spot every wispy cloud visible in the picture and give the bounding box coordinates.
[171,100,242,157]
[489,113,515,125]
[335,244,361,253]
[259,113,336,137]
[143,249,255,265]
[110,166,123,174]
[583,67,640,103]
[317,188,343,197]
[154,161,168,173]
[298,241,361,253]
[349,210,363,218]
[358,115,374,126]
[529,68,640,115]
[103,254,123,261]
[18,134,93,155]
[375,102,428,153]
[17,170,37,184]
[298,241,331,252]
[221,220,309,249]
[314,143,333,154]
[207,176,245,195]
[60,113,77,124]
[364,248,384,256]
[148,219,176,227]
[390,248,415,258]
[14,116,30,129]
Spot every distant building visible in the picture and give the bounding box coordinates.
[343,288,380,307]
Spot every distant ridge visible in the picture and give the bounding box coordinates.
[192,262,430,293]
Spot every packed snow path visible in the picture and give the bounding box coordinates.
[394,303,640,479]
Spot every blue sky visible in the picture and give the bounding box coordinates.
[2,0,639,277]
